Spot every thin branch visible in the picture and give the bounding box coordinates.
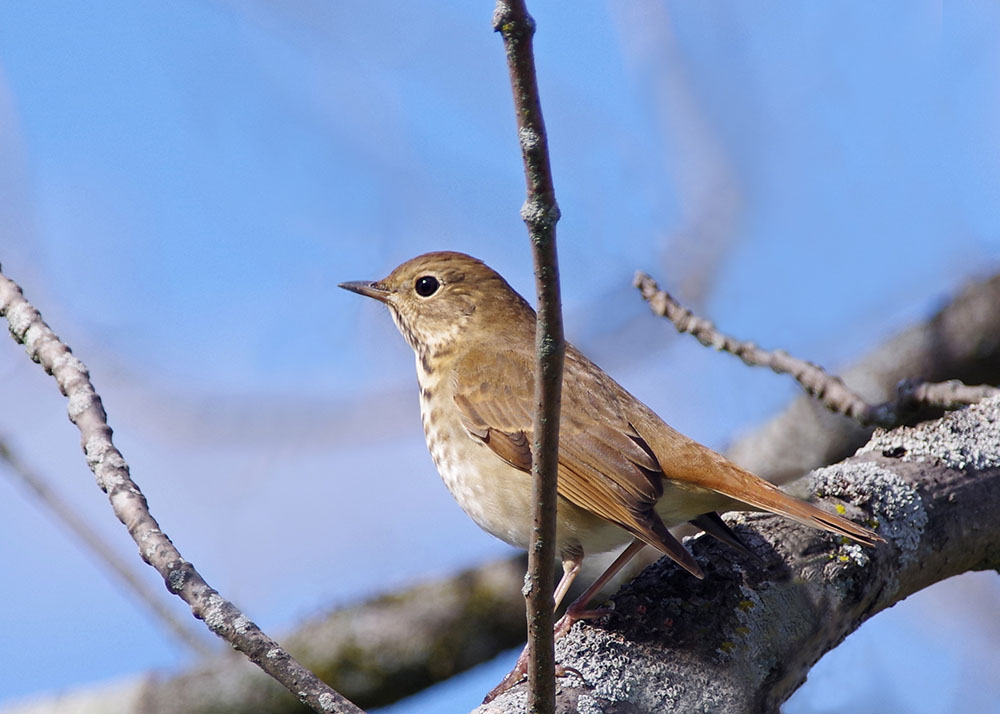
[634,272,1000,428]
[0,268,364,714]
[494,2,564,711]
[0,437,214,657]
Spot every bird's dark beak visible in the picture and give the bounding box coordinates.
[338,280,391,303]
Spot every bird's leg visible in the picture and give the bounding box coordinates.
[483,551,585,703]
[552,547,583,610]
[483,540,647,703]
[554,538,646,637]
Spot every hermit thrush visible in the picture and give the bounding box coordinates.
[341,251,881,696]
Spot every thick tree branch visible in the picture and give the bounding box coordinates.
[0,268,363,714]
[494,1,564,710]
[634,272,999,428]
[478,396,1000,713]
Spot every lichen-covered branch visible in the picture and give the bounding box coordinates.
[634,272,1000,429]
[478,397,1000,713]
[0,268,364,714]
[494,1,564,710]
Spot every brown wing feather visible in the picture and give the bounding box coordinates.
[452,347,704,576]
[625,393,884,547]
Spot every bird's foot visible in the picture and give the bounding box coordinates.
[482,608,605,703]
[482,647,529,703]
[555,604,611,636]
[482,653,585,704]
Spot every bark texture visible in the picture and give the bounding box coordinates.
[477,396,1000,713]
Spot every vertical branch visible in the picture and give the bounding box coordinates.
[493,2,563,712]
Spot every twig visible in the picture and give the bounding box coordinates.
[0,437,214,657]
[634,272,1000,427]
[0,267,364,714]
[494,1,563,712]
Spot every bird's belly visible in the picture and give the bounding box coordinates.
[418,374,536,548]
[424,410,535,548]
[420,395,630,555]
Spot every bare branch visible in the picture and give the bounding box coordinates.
[634,272,1000,428]
[0,437,213,657]
[478,396,1000,713]
[0,268,364,714]
[494,1,564,711]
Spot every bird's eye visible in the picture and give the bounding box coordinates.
[414,275,440,297]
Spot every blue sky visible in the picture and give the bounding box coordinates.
[1,2,998,712]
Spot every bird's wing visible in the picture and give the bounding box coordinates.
[625,385,884,547]
[452,346,703,577]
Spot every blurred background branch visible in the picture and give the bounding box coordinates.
[0,557,526,714]
[725,272,1000,484]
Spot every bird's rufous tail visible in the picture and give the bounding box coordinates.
[705,458,883,547]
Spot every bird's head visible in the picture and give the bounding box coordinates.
[340,251,534,358]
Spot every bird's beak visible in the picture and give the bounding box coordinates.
[338,280,391,303]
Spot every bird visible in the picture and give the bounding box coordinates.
[340,250,882,698]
